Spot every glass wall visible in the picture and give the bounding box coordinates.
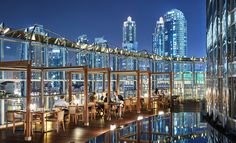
[206,0,236,129]
[0,30,205,125]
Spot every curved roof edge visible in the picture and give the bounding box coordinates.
[0,26,206,62]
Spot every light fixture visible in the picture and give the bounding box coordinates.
[137,115,143,121]
[3,28,10,34]
[158,110,164,115]
[30,103,37,111]
[110,124,116,130]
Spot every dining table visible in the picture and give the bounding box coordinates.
[8,109,56,133]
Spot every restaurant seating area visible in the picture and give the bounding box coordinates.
[0,60,177,142]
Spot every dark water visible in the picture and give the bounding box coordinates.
[87,112,236,143]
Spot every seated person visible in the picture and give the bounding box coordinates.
[100,91,106,101]
[70,95,78,105]
[103,93,112,102]
[89,92,103,112]
[153,88,159,97]
[89,92,97,102]
[113,91,124,103]
[112,91,124,117]
[53,95,69,117]
[53,95,69,109]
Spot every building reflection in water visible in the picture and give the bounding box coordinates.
[87,112,235,143]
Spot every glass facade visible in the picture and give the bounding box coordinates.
[0,25,205,125]
[206,0,236,129]
[161,9,187,57]
[152,17,165,56]
[122,16,138,52]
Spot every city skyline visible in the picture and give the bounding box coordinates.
[153,9,187,57]
[0,0,206,58]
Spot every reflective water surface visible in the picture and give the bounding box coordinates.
[87,112,235,143]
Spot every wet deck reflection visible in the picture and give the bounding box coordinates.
[87,112,234,143]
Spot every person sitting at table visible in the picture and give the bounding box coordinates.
[153,88,159,97]
[89,92,97,102]
[103,93,112,103]
[112,91,124,118]
[113,91,124,102]
[53,95,69,119]
[70,95,78,105]
[89,92,103,114]
[100,91,106,101]
[53,95,69,109]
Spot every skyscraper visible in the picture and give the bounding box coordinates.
[153,9,187,57]
[206,0,236,130]
[164,9,187,57]
[94,37,108,48]
[122,16,138,71]
[77,34,89,44]
[94,37,108,68]
[122,16,138,52]
[152,17,165,56]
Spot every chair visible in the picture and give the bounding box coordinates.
[46,110,65,133]
[6,111,25,134]
[130,98,137,111]
[31,112,43,134]
[68,106,78,125]
[123,99,132,112]
[143,97,149,109]
[77,106,84,122]
[103,103,110,118]
[89,102,96,120]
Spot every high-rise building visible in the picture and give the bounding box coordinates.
[94,37,108,48]
[153,9,187,57]
[76,35,89,66]
[24,24,48,36]
[122,16,138,52]
[94,37,108,68]
[206,0,236,130]
[152,17,165,56]
[77,34,89,44]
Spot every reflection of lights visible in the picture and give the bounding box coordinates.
[165,125,169,132]
[137,115,143,121]
[158,111,164,115]
[120,125,124,129]
[110,124,116,130]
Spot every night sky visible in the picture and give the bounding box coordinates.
[0,0,206,58]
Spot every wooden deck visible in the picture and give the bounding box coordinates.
[0,102,200,143]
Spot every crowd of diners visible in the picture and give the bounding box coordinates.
[53,88,170,122]
[5,89,171,134]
